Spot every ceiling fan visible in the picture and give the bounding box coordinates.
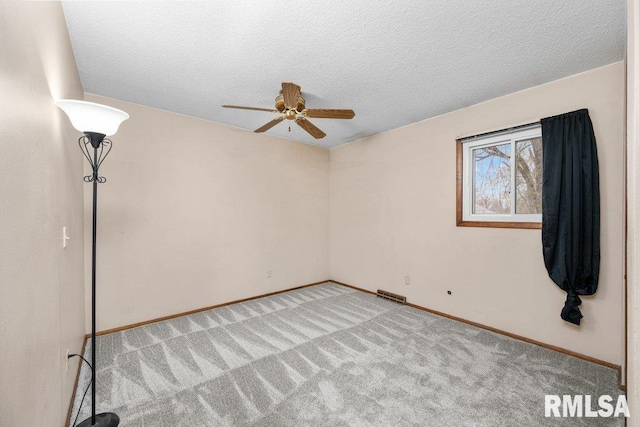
[222,82,355,139]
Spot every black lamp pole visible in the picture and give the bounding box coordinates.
[76,132,119,427]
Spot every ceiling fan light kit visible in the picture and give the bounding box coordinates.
[223,82,355,139]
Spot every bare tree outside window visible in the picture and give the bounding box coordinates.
[470,137,542,216]
[473,143,511,214]
[515,137,542,214]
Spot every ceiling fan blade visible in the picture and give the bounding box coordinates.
[304,109,355,119]
[222,105,278,113]
[295,118,326,139]
[255,116,284,133]
[282,82,301,108]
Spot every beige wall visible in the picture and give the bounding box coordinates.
[84,94,330,332]
[627,0,640,422]
[0,2,85,426]
[330,62,625,365]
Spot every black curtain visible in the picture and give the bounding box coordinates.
[541,109,600,325]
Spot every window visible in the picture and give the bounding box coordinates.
[456,124,542,229]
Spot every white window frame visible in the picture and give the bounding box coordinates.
[462,125,542,224]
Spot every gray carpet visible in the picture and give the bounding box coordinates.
[69,282,624,426]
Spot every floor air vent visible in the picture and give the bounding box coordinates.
[376,289,407,305]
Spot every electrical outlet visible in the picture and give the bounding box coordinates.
[405,275,410,286]
[267,270,272,279]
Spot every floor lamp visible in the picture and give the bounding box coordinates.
[57,100,129,427]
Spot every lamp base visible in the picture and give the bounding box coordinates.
[76,412,120,427]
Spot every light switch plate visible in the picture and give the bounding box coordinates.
[63,226,70,248]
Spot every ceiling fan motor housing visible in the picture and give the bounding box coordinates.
[275,93,305,113]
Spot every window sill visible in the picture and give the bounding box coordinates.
[456,219,541,229]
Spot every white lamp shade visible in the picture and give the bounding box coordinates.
[56,99,129,136]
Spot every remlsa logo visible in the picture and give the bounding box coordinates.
[545,395,629,418]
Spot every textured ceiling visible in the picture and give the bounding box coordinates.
[61,1,625,148]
